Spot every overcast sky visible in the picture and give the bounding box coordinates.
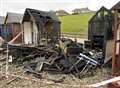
[0,0,120,16]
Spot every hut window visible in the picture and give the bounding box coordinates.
[43,22,53,34]
[98,13,101,18]
[104,11,108,16]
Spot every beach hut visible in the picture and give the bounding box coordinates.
[4,12,23,43]
[22,8,61,46]
[87,6,114,64]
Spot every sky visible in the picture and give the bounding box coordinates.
[0,0,120,16]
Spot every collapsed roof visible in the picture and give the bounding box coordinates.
[22,8,60,23]
[89,6,113,23]
[22,8,61,45]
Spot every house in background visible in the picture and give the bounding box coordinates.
[55,10,69,16]
[72,7,91,14]
[4,12,23,43]
[22,8,61,46]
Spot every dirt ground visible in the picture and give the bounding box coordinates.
[0,54,111,88]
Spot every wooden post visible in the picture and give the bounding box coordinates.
[21,23,24,45]
[5,43,9,79]
[118,18,120,74]
[112,9,118,75]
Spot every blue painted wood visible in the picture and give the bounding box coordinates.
[0,25,6,40]
[0,25,2,36]
[0,24,13,42]
[6,24,13,42]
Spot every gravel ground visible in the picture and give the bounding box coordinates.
[0,54,111,88]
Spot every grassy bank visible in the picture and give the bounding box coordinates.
[59,12,95,33]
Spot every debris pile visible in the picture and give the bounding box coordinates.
[4,38,101,78]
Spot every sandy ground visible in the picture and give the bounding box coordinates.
[0,55,111,88]
[0,38,112,88]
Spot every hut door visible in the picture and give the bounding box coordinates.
[23,22,32,44]
[43,21,53,46]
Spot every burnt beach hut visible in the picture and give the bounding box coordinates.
[22,8,61,46]
[4,12,23,43]
[85,6,114,64]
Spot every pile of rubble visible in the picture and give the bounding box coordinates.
[3,38,102,78]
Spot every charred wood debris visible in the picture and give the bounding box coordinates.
[0,8,112,80]
[1,38,102,79]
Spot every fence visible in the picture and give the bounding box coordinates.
[61,33,88,38]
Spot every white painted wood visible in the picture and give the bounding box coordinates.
[23,22,32,44]
[88,76,120,87]
[104,40,113,63]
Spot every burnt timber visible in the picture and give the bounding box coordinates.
[85,6,114,64]
[22,8,61,47]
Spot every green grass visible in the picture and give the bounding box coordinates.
[59,12,95,33]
